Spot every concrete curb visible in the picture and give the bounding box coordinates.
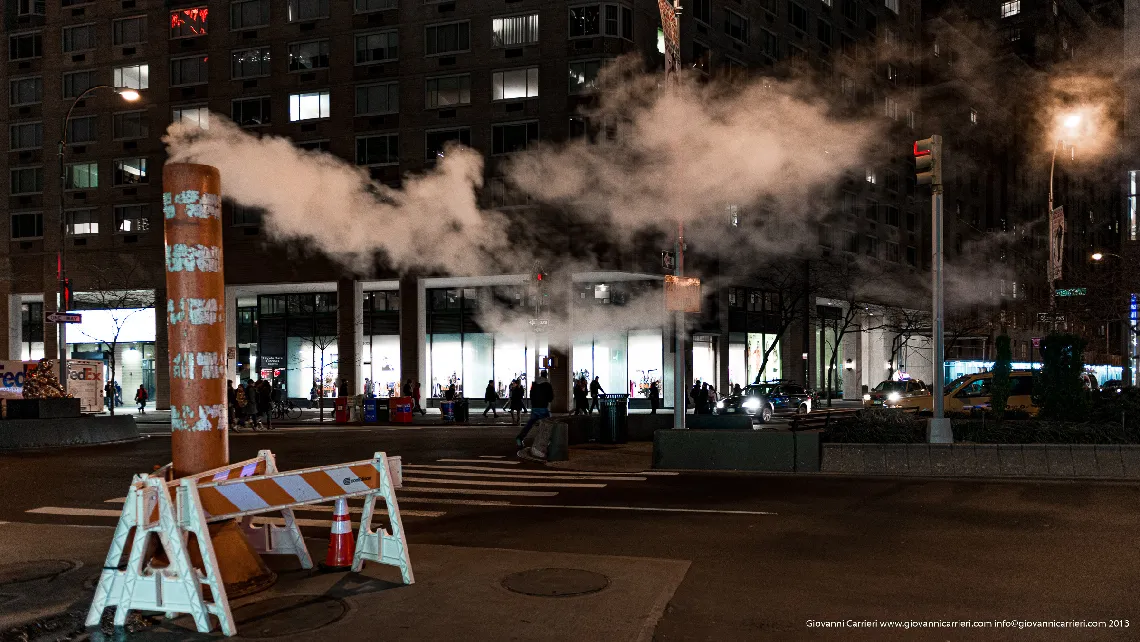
[821,443,1140,479]
[0,415,140,450]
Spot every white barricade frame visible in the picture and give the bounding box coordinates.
[88,451,411,637]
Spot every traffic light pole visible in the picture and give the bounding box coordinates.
[673,222,687,430]
[916,135,951,443]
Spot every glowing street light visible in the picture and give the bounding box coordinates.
[1063,113,1082,131]
[117,88,141,102]
[1092,252,1105,261]
[1090,251,1121,262]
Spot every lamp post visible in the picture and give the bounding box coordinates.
[56,85,140,387]
[1046,112,1085,334]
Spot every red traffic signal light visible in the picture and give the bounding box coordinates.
[914,136,941,186]
[59,278,72,312]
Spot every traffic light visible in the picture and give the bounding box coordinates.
[914,136,941,186]
[59,278,72,312]
[535,270,546,282]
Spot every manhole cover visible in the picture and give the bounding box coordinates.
[501,568,610,597]
[230,595,348,638]
[0,560,77,585]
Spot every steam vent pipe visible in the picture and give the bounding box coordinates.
[163,163,229,477]
[163,163,277,598]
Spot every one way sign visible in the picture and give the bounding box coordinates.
[46,312,82,324]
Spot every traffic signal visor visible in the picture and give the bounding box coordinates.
[914,138,936,185]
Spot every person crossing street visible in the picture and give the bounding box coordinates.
[516,371,554,447]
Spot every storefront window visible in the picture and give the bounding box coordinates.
[363,334,400,396]
[287,335,338,399]
[746,332,782,383]
[429,333,462,397]
[572,329,663,399]
[462,332,494,397]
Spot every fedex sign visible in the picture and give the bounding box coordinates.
[67,359,105,413]
[0,361,37,399]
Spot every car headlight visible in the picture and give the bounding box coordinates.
[863,394,871,401]
[742,397,761,410]
[887,392,901,403]
[716,400,724,409]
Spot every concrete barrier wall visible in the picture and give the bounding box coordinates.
[0,415,140,450]
[821,443,1140,479]
[653,429,821,472]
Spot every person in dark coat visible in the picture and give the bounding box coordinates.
[516,372,554,446]
[649,381,660,414]
[134,385,148,414]
[572,378,589,415]
[588,376,605,414]
[508,379,525,425]
[256,380,274,430]
[482,379,499,417]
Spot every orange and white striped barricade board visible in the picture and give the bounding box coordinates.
[86,473,237,635]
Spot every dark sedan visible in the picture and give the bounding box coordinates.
[716,381,812,423]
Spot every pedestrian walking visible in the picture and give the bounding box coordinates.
[445,382,457,401]
[234,384,249,430]
[413,381,427,416]
[482,379,499,417]
[572,378,589,415]
[114,382,123,407]
[649,381,660,414]
[588,376,605,414]
[508,380,524,424]
[134,384,148,414]
[256,380,274,430]
[227,380,237,428]
[516,371,554,446]
[733,383,743,397]
[707,385,717,413]
[105,382,114,410]
[242,383,260,430]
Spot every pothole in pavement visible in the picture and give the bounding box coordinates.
[501,568,610,597]
[0,560,78,585]
[229,595,349,638]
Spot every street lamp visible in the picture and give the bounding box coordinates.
[1090,252,1121,262]
[1046,110,1091,333]
[56,85,141,386]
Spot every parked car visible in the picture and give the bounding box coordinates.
[1099,379,1130,394]
[862,379,930,409]
[717,380,812,423]
[911,370,1038,416]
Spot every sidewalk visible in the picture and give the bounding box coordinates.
[0,522,688,642]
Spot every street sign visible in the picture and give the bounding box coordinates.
[664,275,702,312]
[1056,288,1087,297]
[46,312,82,324]
[529,318,549,333]
[661,251,675,272]
[1037,312,1065,323]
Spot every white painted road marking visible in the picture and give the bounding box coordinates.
[402,476,605,489]
[400,486,557,497]
[437,458,519,465]
[517,504,778,516]
[28,505,446,519]
[408,464,670,477]
[406,469,645,482]
[479,455,506,459]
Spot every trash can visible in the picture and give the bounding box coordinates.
[390,397,413,424]
[363,398,378,423]
[455,398,469,423]
[334,396,349,424]
[598,394,630,444]
[441,400,455,422]
[376,398,390,423]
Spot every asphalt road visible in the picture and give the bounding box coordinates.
[2,427,1139,640]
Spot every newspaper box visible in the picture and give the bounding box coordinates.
[390,396,413,424]
[334,396,349,424]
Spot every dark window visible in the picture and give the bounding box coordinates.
[692,42,710,74]
[817,20,832,45]
[356,134,399,166]
[62,70,95,99]
[492,121,539,155]
[425,128,471,161]
[62,24,96,53]
[112,112,147,140]
[232,97,272,126]
[692,0,710,23]
[10,76,42,106]
[289,39,330,71]
[789,2,809,31]
[355,30,398,64]
[9,32,42,60]
[11,212,43,239]
[569,6,601,38]
[171,56,209,86]
[725,10,749,43]
[231,0,270,29]
[10,167,43,195]
[906,246,917,266]
[358,82,400,114]
[113,16,147,45]
[425,22,470,55]
[67,116,97,144]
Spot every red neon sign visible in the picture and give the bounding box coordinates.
[171,7,208,36]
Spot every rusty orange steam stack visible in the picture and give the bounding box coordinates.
[163,163,228,477]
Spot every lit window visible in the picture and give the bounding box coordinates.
[425,128,471,161]
[424,75,470,109]
[114,204,150,233]
[885,0,899,14]
[425,21,470,56]
[113,158,148,186]
[355,31,398,64]
[233,96,272,126]
[113,64,149,90]
[493,14,539,47]
[66,209,99,235]
[569,4,631,40]
[1000,1,1020,18]
[170,7,208,39]
[970,108,978,124]
[866,168,877,184]
[289,91,330,121]
[569,5,600,37]
[65,162,98,190]
[885,97,899,120]
[172,106,209,130]
[356,134,399,166]
[1129,170,1138,241]
[492,67,539,101]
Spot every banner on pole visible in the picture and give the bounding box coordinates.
[657,0,680,76]
[67,359,105,413]
[665,275,702,312]
[1049,206,1065,283]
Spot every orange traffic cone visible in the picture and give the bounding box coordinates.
[320,498,356,572]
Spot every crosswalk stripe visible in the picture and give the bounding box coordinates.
[479,455,506,459]
[395,497,511,507]
[400,486,557,497]
[402,477,604,489]
[28,507,121,517]
[516,504,778,516]
[405,470,645,482]
[407,464,662,477]
[297,505,446,518]
[437,458,519,465]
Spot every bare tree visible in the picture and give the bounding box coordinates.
[882,307,932,381]
[749,260,814,384]
[69,263,156,416]
[289,302,339,422]
[812,256,890,406]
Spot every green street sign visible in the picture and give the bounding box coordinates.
[1056,288,1087,297]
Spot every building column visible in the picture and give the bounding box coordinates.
[718,288,730,393]
[4,293,21,360]
[224,286,238,384]
[154,287,170,410]
[399,275,425,397]
[842,322,863,400]
[336,277,363,397]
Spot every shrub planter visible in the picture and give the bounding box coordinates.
[821,442,1140,479]
[653,429,820,472]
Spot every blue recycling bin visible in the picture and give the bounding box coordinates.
[363,398,378,423]
[441,400,456,422]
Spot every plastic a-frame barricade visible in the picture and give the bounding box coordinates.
[88,451,411,637]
